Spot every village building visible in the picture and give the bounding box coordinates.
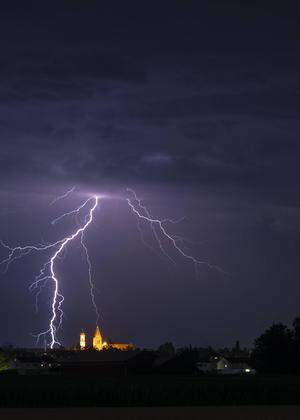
[197,356,255,375]
[80,325,134,351]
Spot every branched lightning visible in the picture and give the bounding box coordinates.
[126,188,177,264]
[80,232,100,325]
[126,188,222,274]
[51,197,92,226]
[0,195,99,348]
[50,186,76,206]
[0,186,224,349]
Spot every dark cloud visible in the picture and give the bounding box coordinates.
[0,2,299,193]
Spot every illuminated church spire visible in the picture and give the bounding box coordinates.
[93,325,103,350]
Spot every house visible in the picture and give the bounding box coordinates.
[197,356,255,375]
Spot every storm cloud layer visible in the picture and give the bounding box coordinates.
[0,1,299,195]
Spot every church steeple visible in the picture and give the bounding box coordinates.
[93,325,103,350]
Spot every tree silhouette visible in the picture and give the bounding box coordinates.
[252,323,295,373]
[157,342,175,358]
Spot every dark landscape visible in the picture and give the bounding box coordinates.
[3,374,300,408]
[1,319,300,408]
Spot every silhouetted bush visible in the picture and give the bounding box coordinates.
[252,323,296,374]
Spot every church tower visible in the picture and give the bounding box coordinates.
[93,325,103,350]
[80,331,86,350]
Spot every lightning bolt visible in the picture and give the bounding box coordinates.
[50,186,76,206]
[80,231,100,325]
[51,197,92,226]
[126,188,177,264]
[0,186,224,349]
[126,188,222,274]
[0,195,99,348]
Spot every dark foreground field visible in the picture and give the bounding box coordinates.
[2,406,300,420]
[2,374,300,407]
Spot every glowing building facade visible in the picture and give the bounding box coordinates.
[109,343,134,351]
[92,325,103,350]
[80,331,86,350]
[79,325,133,351]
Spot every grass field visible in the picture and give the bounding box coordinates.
[2,406,300,420]
[1,373,300,407]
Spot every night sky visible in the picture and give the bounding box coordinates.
[0,1,300,349]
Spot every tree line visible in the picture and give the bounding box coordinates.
[1,320,300,374]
